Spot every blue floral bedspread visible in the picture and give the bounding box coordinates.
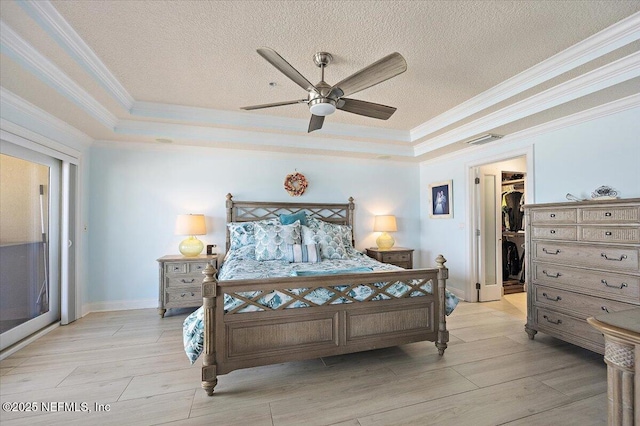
[183,246,459,363]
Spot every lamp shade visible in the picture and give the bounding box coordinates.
[373,215,397,232]
[175,214,206,236]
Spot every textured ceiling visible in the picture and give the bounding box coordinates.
[1,0,639,159]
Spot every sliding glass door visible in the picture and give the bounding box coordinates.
[0,141,60,351]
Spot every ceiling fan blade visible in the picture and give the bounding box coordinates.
[241,99,307,110]
[337,98,397,120]
[330,52,407,98]
[257,48,317,92]
[308,114,325,132]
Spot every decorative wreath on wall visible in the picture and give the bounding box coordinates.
[284,171,308,197]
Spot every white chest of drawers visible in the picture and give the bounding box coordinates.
[524,198,640,354]
[157,254,218,318]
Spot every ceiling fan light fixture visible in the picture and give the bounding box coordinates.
[308,98,336,116]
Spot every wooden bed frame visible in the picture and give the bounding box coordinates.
[199,194,449,396]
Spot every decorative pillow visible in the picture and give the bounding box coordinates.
[304,218,353,248]
[280,211,308,226]
[286,243,321,263]
[302,223,349,260]
[254,221,302,261]
[227,219,278,250]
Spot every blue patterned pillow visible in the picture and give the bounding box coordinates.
[286,244,321,263]
[227,219,278,250]
[280,211,308,226]
[302,223,348,260]
[254,221,302,261]
[304,218,353,248]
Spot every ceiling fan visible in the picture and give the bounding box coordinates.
[241,48,407,133]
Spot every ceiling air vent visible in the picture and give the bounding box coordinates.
[466,134,503,145]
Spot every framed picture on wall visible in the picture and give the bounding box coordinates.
[429,180,453,219]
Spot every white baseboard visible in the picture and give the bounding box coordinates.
[82,298,157,316]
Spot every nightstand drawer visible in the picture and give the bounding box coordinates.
[165,262,188,274]
[382,253,411,263]
[166,276,201,288]
[166,289,202,304]
[189,262,209,273]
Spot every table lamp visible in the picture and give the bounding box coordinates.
[175,214,206,257]
[373,215,397,250]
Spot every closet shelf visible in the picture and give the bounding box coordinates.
[502,178,525,185]
[502,231,525,237]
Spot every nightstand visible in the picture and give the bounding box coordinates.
[365,247,414,269]
[157,254,218,318]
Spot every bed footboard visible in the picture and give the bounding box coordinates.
[200,256,449,395]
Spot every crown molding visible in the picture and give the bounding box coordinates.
[0,20,118,129]
[414,51,640,156]
[18,0,135,111]
[1,87,93,151]
[131,101,410,143]
[417,93,640,165]
[115,119,414,158]
[410,11,640,142]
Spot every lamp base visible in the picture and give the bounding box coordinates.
[376,232,395,250]
[179,236,204,257]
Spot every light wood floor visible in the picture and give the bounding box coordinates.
[0,293,607,425]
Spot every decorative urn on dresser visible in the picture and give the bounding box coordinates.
[523,198,640,354]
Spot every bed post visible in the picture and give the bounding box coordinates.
[201,263,218,396]
[435,254,449,356]
[347,197,355,247]
[225,193,233,253]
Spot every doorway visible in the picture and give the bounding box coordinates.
[472,156,527,302]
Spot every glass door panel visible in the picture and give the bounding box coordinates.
[0,141,60,351]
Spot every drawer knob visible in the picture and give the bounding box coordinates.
[542,248,560,255]
[601,280,628,289]
[543,315,562,325]
[542,270,561,278]
[601,306,610,313]
[550,214,556,218]
[605,231,612,236]
[605,212,612,217]
[600,253,627,261]
[542,292,561,302]
[181,279,196,283]
[550,230,556,234]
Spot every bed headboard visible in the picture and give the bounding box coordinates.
[225,193,355,252]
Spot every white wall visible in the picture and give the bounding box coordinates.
[87,144,420,310]
[420,106,640,299]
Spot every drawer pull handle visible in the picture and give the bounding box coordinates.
[605,212,612,217]
[601,280,628,289]
[605,231,612,236]
[181,279,195,283]
[550,230,556,234]
[543,315,561,325]
[550,214,556,218]
[542,270,561,278]
[600,253,627,261]
[542,292,561,301]
[601,306,610,313]
[542,248,560,255]
[173,267,181,271]
[180,292,195,297]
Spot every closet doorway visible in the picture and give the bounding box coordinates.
[473,156,527,302]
